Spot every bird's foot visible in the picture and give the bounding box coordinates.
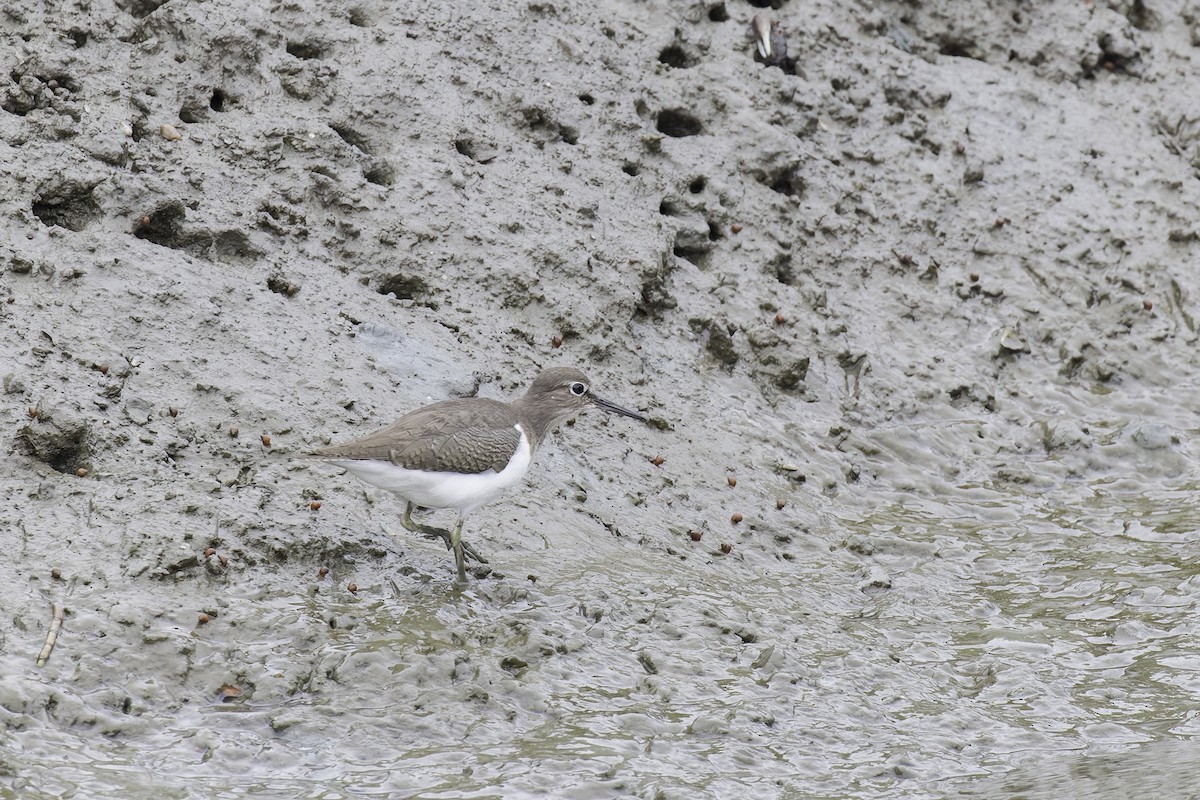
[411,524,488,565]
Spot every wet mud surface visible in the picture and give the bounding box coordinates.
[3,1,1200,798]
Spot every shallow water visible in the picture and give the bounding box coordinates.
[6,471,1199,800]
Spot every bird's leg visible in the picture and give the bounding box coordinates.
[400,503,488,566]
[450,517,467,584]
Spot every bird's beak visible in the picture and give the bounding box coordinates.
[593,393,648,422]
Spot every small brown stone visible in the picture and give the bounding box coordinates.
[720,543,732,554]
[168,406,179,417]
[229,425,239,438]
[75,468,87,478]
[261,434,272,447]
[204,547,216,558]
[650,455,664,467]
[954,141,966,155]
[51,568,61,580]
[217,684,242,701]
[776,498,786,510]
[1143,300,1153,311]
[551,334,563,348]
[96,363,110,375]
[318,566,329,578]
[218,554,229,568]
[28,406,38,419]
[527,574,538,583]
[160,123,182,141]
[731,223,743,234]
[347,582,358,594]
[969,273,979,283]
[688,530,703,542]
[727,476,737,487]
[993,217,1010,228]
[774,313,785,325]
[197,613,210,625]
[309,500,322,511]
[731,512,743,524]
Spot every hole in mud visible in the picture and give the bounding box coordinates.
[746,0,786,8]
[689,176,707,193]
[364,162,394,186]
[33,181,102,232]
[133,202,186,249]
[330,123,372,154]
[66,28,88,48]
[673,231,712,267]
[349,7,373,26]
[764,165,805,197]
[708,3,729,22]
[125,0,169,18]
[578,92,595,105]
[377,273,429,300]
[658,44,697,69]
[210,88,227,112]
[621,162,640,176]
[659,197,683,216]
[656,108,703,137]
[287,40,324,60]
[938,39,978,59]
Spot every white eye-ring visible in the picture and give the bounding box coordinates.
[570,382,587,396]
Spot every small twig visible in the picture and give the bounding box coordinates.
[36,603,65,667]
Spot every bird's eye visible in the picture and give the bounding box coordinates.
[570,382,587,396]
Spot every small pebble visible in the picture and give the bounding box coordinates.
[218,684,242,701]
[527,574,538,583]
[96,363,110,375]
[727,476,737,487]
[731,512,743,524]
[719,543,732,554]
[551,334,563,348]
[309,500,322,511]
[688,530,703,542]
[1143,300,1153,311]
[261,434,271,447]
[197,613,210,625]
[204,547,216,558]
[774,313,785,325]
[650,455,664,467]
[731,223,743,234]
[160,123,182,141]
[75,468,87,478]
[51,568,61,580]
[168,406,179,417]
[969,273,979,282]
[347,582,358,594]
[28,406,39,419]
[218,554,229,568]
[776,498,786,510]
[229,425,239,437]
[318,566,329,578]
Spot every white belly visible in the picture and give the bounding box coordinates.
[327,427,533,516]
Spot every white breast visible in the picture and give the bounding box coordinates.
[326,426,534,517]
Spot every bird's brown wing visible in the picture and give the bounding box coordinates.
[309,398,522,474]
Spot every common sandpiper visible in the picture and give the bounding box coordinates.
[308,367,647,582]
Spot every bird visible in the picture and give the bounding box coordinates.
[307,367,647,582]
